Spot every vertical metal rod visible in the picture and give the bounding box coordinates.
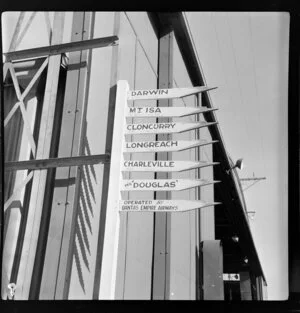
[195,93,201,299]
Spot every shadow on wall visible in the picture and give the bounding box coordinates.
[72,123,97,294]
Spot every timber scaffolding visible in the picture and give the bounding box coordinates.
[3,12,119,300]
[2,11,267,300]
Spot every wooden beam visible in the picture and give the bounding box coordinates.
[54,12,97,299]
[8,12,25,52]
[15,12,37,50]
[3,172,34,212]
[7,63,37,156]
[5,154,110,171]
[4,36,118,62]
[4,58,48,129]
[38,12,95,300]
[14,12,65,300]
[44,12,52,44]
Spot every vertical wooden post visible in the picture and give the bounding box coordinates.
[56,12,95,300]
[151,27,173,300]
[98,80,129,299]
[14,12,65,300]
[38,12,94,299]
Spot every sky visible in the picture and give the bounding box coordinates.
[186,12,290,299]
[2,12,290,300]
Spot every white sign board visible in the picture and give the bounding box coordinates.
[121,160,218,172]
[123,139,217,153]
[125,106,218,118]
[121,179,219,191]
[223,274,240,281]
[127,86,217,101]
[119,200,220,212]
[124,121,217,135]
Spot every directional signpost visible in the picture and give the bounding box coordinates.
[126,106,218,118]
[123,139,218,153]
[121,179,219,191]
[121,160,219,172]
[124,121,217,135]
[100,80,218,300]
[127,86,217,100]
[119,200,221,212]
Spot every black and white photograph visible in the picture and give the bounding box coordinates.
[0,10,295,305]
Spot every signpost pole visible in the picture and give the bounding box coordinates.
[99,80,128,299]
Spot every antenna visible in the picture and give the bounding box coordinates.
[240,173,266,220]
[240,174,266,192]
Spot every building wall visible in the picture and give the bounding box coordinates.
[169,37,197,300]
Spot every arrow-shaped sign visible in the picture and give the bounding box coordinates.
[127,86,217,101]
[121,160,219,172]
[119,200,221,212]
[121,179,220,191]
[123,139,218,153]
[125,106,218,118]
[124,121,217,135]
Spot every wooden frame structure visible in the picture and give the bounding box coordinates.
[5,154,110,171]
[2,12,118,300]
